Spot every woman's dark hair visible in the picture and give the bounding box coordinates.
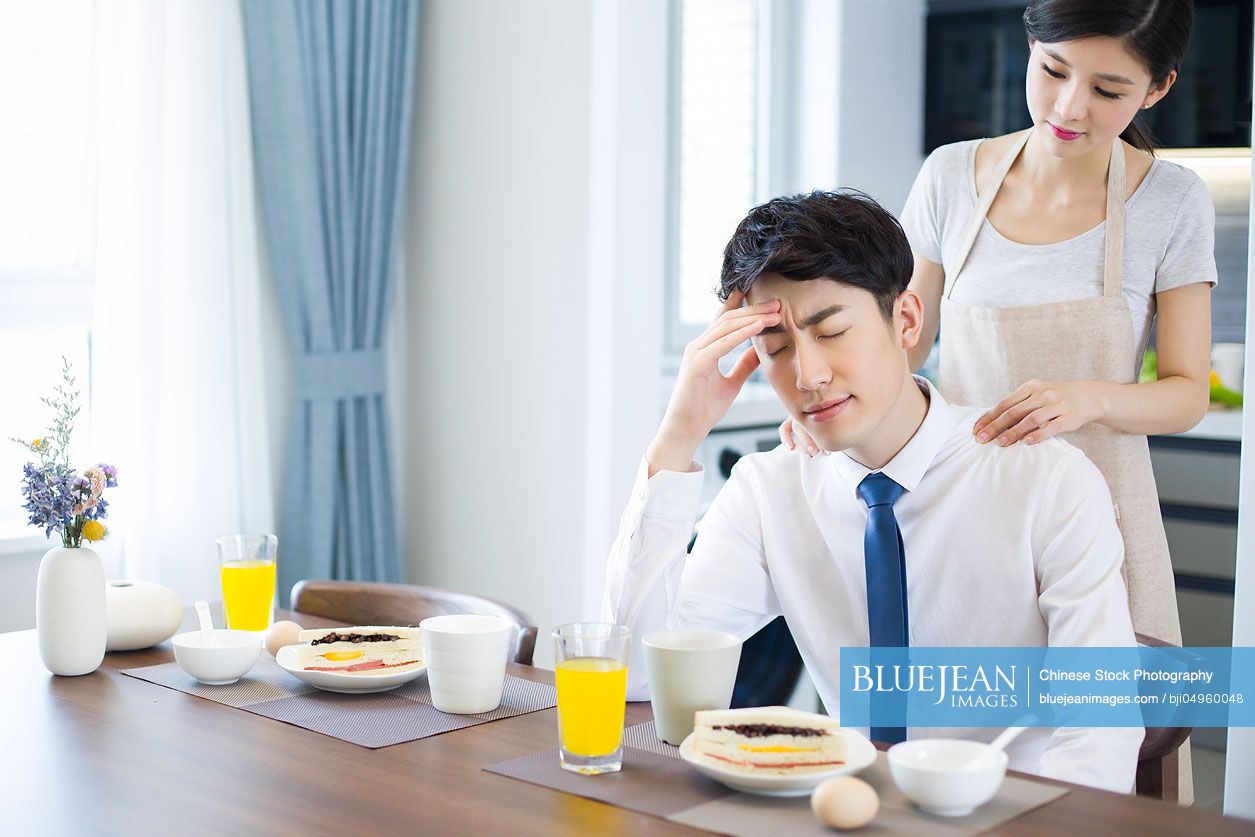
[718,190,913,320]
[1023,0,1195,153]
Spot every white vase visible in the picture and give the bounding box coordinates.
[36,545,107,676]
[105,580,183,651]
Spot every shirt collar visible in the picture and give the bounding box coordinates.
[828,376,959,496]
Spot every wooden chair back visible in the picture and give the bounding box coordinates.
[1135,632,1194,802]
[290,580,538,666]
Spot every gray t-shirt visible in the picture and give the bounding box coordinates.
[900,139,1217,378]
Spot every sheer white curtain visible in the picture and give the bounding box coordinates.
[91,0,278,603]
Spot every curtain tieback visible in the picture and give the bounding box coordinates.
[293,348,386,399]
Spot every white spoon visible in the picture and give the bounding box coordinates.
[194,600,217,648]
[963,723,1029,770]
[987,724,1029,754]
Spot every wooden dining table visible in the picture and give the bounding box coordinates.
[4,609,1250,836]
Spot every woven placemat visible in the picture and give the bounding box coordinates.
[121,655,556,748]
[485,722,1069,836]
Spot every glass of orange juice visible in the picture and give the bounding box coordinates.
[215,534,277,631]
[552,622,631,775]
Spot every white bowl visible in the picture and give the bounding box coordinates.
[171,629,262,685]
[887,738,1008,816]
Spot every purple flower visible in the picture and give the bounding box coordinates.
[20,463,77,538]
[97,463,118,488]
[83,496,109,521]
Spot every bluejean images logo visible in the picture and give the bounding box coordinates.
[851,662,1019,708]
[839,647,1255,729]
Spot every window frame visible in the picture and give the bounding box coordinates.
[663,0,795,361]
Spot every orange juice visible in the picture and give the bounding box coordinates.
[220,559,276,630]
[555,656,628,756]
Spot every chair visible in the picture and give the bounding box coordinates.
[731,616,804,709]
[290,579,539,666]
[1134,632,1193,802]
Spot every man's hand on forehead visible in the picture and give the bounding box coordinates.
[646,290,782,475]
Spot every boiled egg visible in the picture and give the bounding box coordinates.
[811,776,879,830]
[264,620,303,656]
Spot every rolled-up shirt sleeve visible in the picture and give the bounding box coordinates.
[602,456,780,700]
[1032,450,1145,793]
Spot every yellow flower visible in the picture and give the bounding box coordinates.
[32,438,42,447]
[81,520,107,542]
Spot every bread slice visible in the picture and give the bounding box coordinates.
[297,626,423,674]
[692,706,845,774]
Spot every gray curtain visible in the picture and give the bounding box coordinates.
[241,0,419,604]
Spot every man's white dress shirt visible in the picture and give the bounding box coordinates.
[603,377,1144,793]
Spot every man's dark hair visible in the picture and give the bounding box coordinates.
[718,189,913,320]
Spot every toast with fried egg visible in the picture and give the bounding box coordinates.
[297,626,423,674]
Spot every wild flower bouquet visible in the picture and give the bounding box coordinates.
[10,359,118,548]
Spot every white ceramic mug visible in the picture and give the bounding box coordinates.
[420,614,513,714]
[642,629,743,745]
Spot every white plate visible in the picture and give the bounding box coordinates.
[276,644,426,694]
[678,728,877,797]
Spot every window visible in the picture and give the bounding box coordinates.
[0,0,98,536]
[666,0,778,355]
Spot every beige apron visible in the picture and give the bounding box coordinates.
[940,131,1192,803]
[940,129,1182,647]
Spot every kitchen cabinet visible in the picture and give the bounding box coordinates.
[1150,412,1241,753]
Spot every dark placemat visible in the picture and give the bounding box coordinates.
[121,655,556,748]
[485,722,1069,836]
[484,737,736,817]
[668,751,1069,837]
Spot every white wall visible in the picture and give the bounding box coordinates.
[403,0,668,668]
[782,0,927,209]
[580,1,670,619]
[831,0,927,214]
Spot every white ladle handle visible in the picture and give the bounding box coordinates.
[194,600,216,647]
[988,724,1029,753]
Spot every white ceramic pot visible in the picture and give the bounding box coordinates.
[36,545,107,676]
[105,580,184,651]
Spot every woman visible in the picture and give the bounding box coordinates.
[783,0,1214,654]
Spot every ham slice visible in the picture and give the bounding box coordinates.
[304,659,421,673]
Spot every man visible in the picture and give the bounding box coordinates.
[603,190,1143,792]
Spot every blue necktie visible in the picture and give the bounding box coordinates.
[858,472,908,744]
